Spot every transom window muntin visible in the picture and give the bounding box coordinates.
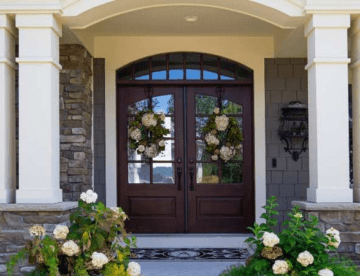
[117,53,253,81]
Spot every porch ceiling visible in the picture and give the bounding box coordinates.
[60,1,307,57]
[68,6,289,37]
[63,0,305,31]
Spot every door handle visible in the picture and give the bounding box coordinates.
[189,167,194,191]
[177,167,182,191]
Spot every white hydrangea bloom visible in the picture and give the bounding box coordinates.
[62,240,80,256]
[294,213,303,219]
[215,115,229,131]
[219,146,235,162]
[91,252,109,269]
[318,269,334,276]
[130,128,142,141]
[80,189,98,204]
[158,140,165,147]
[272,260,289,275]
[326,227,340,237]
[144,144,158,158]
[29,225,45,237]
[211,155,218,161]
[213,107,220,114]
[204,133,220,146]
[297,251,314,267]
[262,232,280,248]
[53,225,69,240]
[326,227,341,248]
[142,113,157,128]
[137,145,145,152]
[127,261,141,276]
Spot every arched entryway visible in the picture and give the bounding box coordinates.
[116,53,254,233]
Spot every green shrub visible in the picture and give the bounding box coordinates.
[219,196,360,276]
[7,190,142,276]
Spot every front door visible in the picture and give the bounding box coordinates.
[117,85,254,233]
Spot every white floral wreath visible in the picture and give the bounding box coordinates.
[203,107,243,162]
[128,109,170,158]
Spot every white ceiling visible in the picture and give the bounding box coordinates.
[74,6,283,37]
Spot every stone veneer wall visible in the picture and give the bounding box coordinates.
[59,45,93,201]
[293,201,360,263]
[265,58,309,231]
[0,203,77,275]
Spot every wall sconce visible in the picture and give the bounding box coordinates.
[278,101,308,161]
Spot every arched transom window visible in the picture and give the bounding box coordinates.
[117,53,253,81]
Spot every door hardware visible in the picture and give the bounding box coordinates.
[189,167,194,191]
[177,167,182,191]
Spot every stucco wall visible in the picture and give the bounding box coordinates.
[265,58,309,231]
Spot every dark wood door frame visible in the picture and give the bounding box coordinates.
[116,82,255,233]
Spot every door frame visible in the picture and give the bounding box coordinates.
[116,81,255,232]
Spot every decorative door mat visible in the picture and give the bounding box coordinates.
[130,248,250,261]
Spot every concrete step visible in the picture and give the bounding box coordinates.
[136,260,245,276]
[133,234,253,249]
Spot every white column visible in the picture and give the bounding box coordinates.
[0,15,17,203]
[16,14,62,203]
[305,14,353,202]
[351,16,360,202]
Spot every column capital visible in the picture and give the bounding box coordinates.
[0,14,17,37]
[16,13,62,37]
[305,14,351,38]
[350,16,360,36]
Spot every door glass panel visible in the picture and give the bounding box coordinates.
[196,117,208,138]
[127,100,148,115]
[221,162,243,184]
[153,140,175,161]
[128,163,150,184]
[153,163,175,184]
[222,100,243,115]
[196,140,211,161]
[164,117,175,137]
[152,95,174,115]
[196,163,218,184]
[127,141,147,161]
[235,117,243,128]
[195,94,217,114]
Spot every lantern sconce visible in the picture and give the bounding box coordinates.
[278,101,308,161]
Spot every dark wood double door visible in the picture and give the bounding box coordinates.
[117,85,254,233]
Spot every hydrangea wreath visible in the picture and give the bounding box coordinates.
[203,107,243,162]
[219,196,360,276]
[7,190,143,276]
[128,109,170,159]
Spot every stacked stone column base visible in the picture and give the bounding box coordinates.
[0,203,77,275]
[293,201,360,264]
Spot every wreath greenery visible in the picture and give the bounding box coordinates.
[202,107,243,162]
[128,109,170,158]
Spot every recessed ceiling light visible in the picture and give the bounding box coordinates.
[185,15,198,22]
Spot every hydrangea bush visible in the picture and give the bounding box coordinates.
[220,196,360,276]
[7,190,143,276]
